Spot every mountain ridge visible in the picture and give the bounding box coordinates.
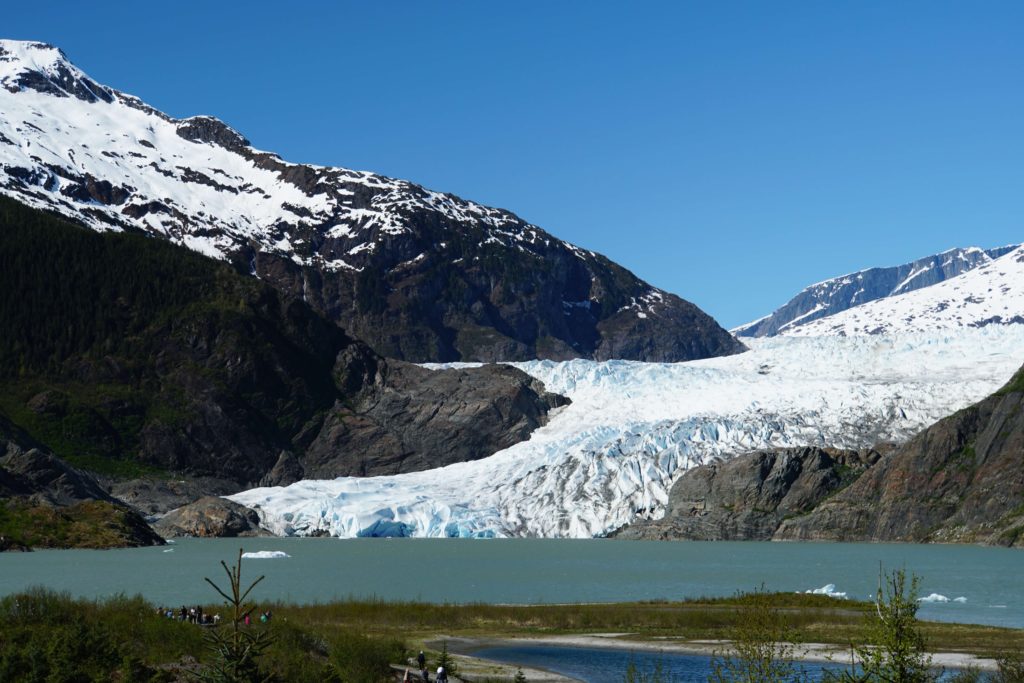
[0,39,742,363]
[735,244,1018,337]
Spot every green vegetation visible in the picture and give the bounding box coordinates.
[0,499,156,549]
[0,194,347,481]
[995,366,1024,396]
[709,587,808,683]
[822,568,932,682]
[0,586,1022,682]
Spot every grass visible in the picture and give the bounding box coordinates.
[1,589,1022,682]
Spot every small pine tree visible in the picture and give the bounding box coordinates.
[196,548,273,683]
[436,640,458,678]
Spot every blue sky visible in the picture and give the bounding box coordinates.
[5,2,1022,328]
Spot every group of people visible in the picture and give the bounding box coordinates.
[153,605,274,627]
[401,650,448,682]
[155,605,220,625]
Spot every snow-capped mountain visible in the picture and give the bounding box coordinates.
[0,39,741,363]
[783,246,1024,336]
[735,245,1017,337]
[230,326,1024,537]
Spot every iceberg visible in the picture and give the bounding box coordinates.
[805,584,847,599]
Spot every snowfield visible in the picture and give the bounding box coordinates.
[230,326,1024,538]
[783,246,1024,336]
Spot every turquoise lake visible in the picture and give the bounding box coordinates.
[0,539,1019,629]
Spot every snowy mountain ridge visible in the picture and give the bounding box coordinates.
[784,245,1024,336]
[0,40,533,266]
[230,326,1024,538]
[735,244,1018,337]
[0,39,742,363]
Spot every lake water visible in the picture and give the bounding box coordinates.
[470,645,843,682]
[0,539,1020,628]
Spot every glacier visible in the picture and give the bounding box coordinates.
[229,326,1024,538]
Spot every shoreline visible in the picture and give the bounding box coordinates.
[444,634,1001,674]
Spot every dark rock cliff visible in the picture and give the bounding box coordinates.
[776,366,1024,546]
[615,446,884,541]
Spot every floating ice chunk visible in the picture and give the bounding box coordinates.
[241,551,290,559]
[918,593,950,603]
[805,584,847,599]
[162,549,174,553]
[953,597,967,603]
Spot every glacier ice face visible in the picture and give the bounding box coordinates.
[229,326,1024,538]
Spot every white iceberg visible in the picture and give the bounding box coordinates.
[241,551,290,559]
[805,584,847,599]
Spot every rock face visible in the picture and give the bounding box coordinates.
[0,418,164,550]
[0,196,565,486]
[0,39,743,364]
[735,246,1016,337]
[1,417,114,506]
[154,497,268,537]
[615,447,883,541]
[107,477,241,518]
[305,362,569,477]
[776,366,1024,546]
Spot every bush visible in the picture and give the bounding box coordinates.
[329,630,406,683]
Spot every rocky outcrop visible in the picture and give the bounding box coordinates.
[154,497,268,537]
[615,446,883,541]
[0,421,114,506]
[107,476,241,517]
[776,366,1024,546]
[304,362,569,477]
[0,422,164,549]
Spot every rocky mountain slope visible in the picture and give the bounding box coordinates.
[775,365,1024,546]
[617,363,1024,546]
[781,246,1024,337]
[0,196,564,489]
[0,416,163,549]
[735,245,1017,337]
[613,446,887,541]
[0,39,742,363]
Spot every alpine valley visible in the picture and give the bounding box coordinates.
[1,39,1023,547]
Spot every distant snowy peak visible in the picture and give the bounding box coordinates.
[784,245,1024,337]
[0,39,742,363]
[735,244,1019,337]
